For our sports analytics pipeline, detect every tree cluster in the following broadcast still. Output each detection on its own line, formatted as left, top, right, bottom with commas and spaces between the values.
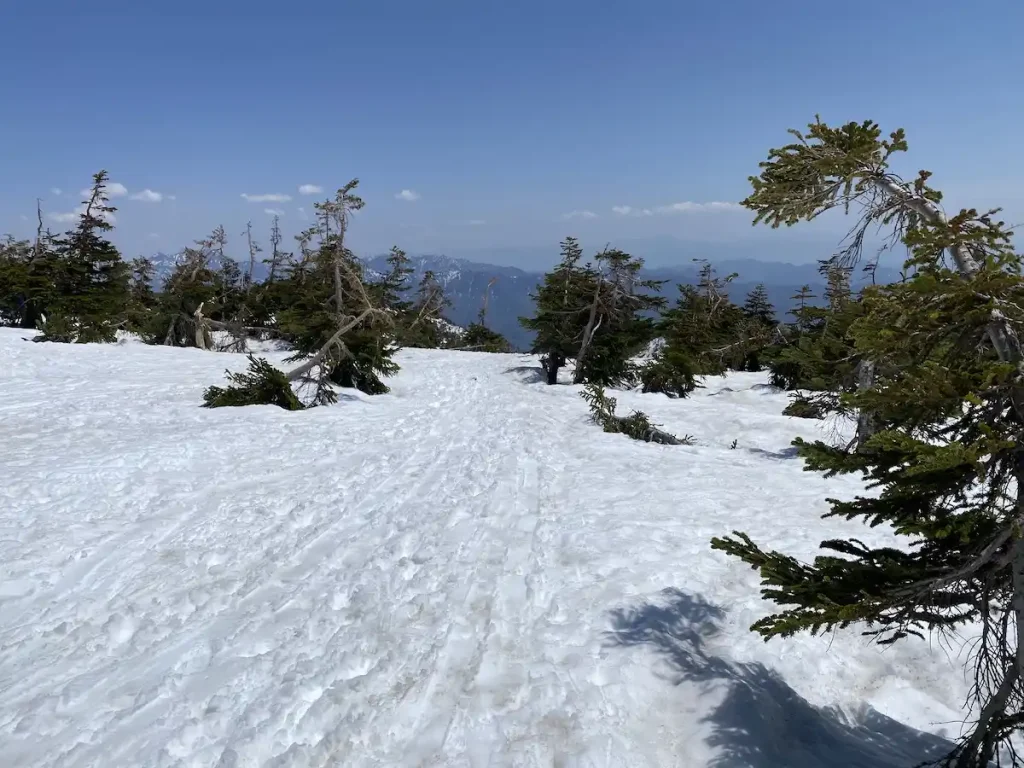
1, 177, 465, 409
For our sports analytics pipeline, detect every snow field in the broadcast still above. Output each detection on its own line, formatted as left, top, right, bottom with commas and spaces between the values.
0, 329, 975, 766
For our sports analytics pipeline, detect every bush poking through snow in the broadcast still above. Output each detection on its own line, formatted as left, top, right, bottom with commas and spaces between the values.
203, 355, 304, 410
581, 383, 693, 445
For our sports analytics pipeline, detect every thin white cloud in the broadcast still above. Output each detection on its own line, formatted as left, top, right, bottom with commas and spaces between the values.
20, 214, 29, 221
241, 192, 292, 203
561, 210, 598, 220
148, 232, 160, 239
50, 187, 62, 196
395, 189, 421, 202
49, 204, 116, 225
297, 206, 309, 220
612, 205, 653, 217
264, 208, 285, 216
130, 189, 164, 202
298, 184, 322, 195
654, 201, 742, 214
465, 219, 486, 226
80, 182, 127, 199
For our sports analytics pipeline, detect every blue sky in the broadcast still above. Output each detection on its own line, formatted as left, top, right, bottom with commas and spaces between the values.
2, 0, 1022, 269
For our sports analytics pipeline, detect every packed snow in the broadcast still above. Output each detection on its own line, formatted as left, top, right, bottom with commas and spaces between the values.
0, 328, 978, 767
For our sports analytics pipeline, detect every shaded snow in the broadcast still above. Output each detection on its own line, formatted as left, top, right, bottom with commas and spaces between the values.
0, 329, 976, 767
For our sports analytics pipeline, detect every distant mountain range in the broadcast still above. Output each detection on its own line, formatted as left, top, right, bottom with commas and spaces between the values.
363, 254, 899, 351
148, 250, 899, 351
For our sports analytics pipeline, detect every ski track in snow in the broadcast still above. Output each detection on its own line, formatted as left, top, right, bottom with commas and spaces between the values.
0, 329, 977, 767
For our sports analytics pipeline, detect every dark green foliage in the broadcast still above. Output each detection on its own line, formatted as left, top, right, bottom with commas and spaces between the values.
148, 246, 220, 347
520, 237, 590, 383
740, 283, 777, 371
276, 181, 399, 397
782, 395, 825, 419
374, 246, 414, 314
574, 249, 664, 387
276, 247, 398, 395
0, 236, 40, 327
400, 269, 458, 349
25, 172, 131, 343
642, 262, 744, 397
713, 116, 1024, 766
125, 256, 157, 333
460, 322, 512, 353
202, 355, 304, 410
640, 345, 698, 398
581, 384, 693, 445
762, 266, 864, 421
521, 240, 664, 386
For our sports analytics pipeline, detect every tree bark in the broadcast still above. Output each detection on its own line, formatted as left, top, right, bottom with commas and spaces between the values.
853, 359, 878, 450
573, 275, 604, 384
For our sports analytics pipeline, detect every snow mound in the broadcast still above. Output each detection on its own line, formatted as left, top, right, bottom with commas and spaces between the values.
0, 328, 975, 767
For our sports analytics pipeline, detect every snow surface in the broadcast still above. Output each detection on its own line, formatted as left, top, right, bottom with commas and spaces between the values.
0, 328, 978, 767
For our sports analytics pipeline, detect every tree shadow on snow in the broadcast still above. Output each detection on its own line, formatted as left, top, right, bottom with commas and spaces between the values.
604, 589, 954, 768
502, 365, 548, 384
746, 446, 800, 461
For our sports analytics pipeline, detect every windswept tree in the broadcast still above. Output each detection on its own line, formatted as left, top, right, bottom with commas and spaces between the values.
572, 248, 664, 386
402, 269, 456, 348
520, 236, 591, 383
226, 179, 398, 405
461, 276, 512, 352
38, 172, 130, 342
712, 117, 1024, 767
151, 243, 220, 348
521, 240, 663, 384
642, 261, 743, 397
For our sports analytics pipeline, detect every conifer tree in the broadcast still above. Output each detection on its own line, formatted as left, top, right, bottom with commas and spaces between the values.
151, 244, 220, 348
573, 248, 664, 386
402, 269, 456, 348
126, 256, 157, 333
461, 277, 512, 352
39, 172, 130, 343
642, 261, 743, 396
0, 235, 36, 327
520, 236, 591, 383
740, 282, 777, 371
711, 117, 1024, 766
275, 180, 398, 399
376, 246, 414, 315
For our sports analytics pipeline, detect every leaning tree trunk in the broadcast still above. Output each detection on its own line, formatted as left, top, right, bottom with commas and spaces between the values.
573, 275, 604, 384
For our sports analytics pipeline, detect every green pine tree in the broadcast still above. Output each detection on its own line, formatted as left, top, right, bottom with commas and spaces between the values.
401, 269, 456, 348
711, 116, 1024, 767
520, 236, 591, 383
276, 180, 398, 400
739, 282, 777, 371
39, 172, 130, 343
573, 248, 665, 386
641, 261, 743, 397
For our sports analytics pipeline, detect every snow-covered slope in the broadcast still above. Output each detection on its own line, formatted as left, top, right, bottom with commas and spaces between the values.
0, 329, 975, 767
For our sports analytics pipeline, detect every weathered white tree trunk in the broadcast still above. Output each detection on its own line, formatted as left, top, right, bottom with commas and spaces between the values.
573, 274, 605, 385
